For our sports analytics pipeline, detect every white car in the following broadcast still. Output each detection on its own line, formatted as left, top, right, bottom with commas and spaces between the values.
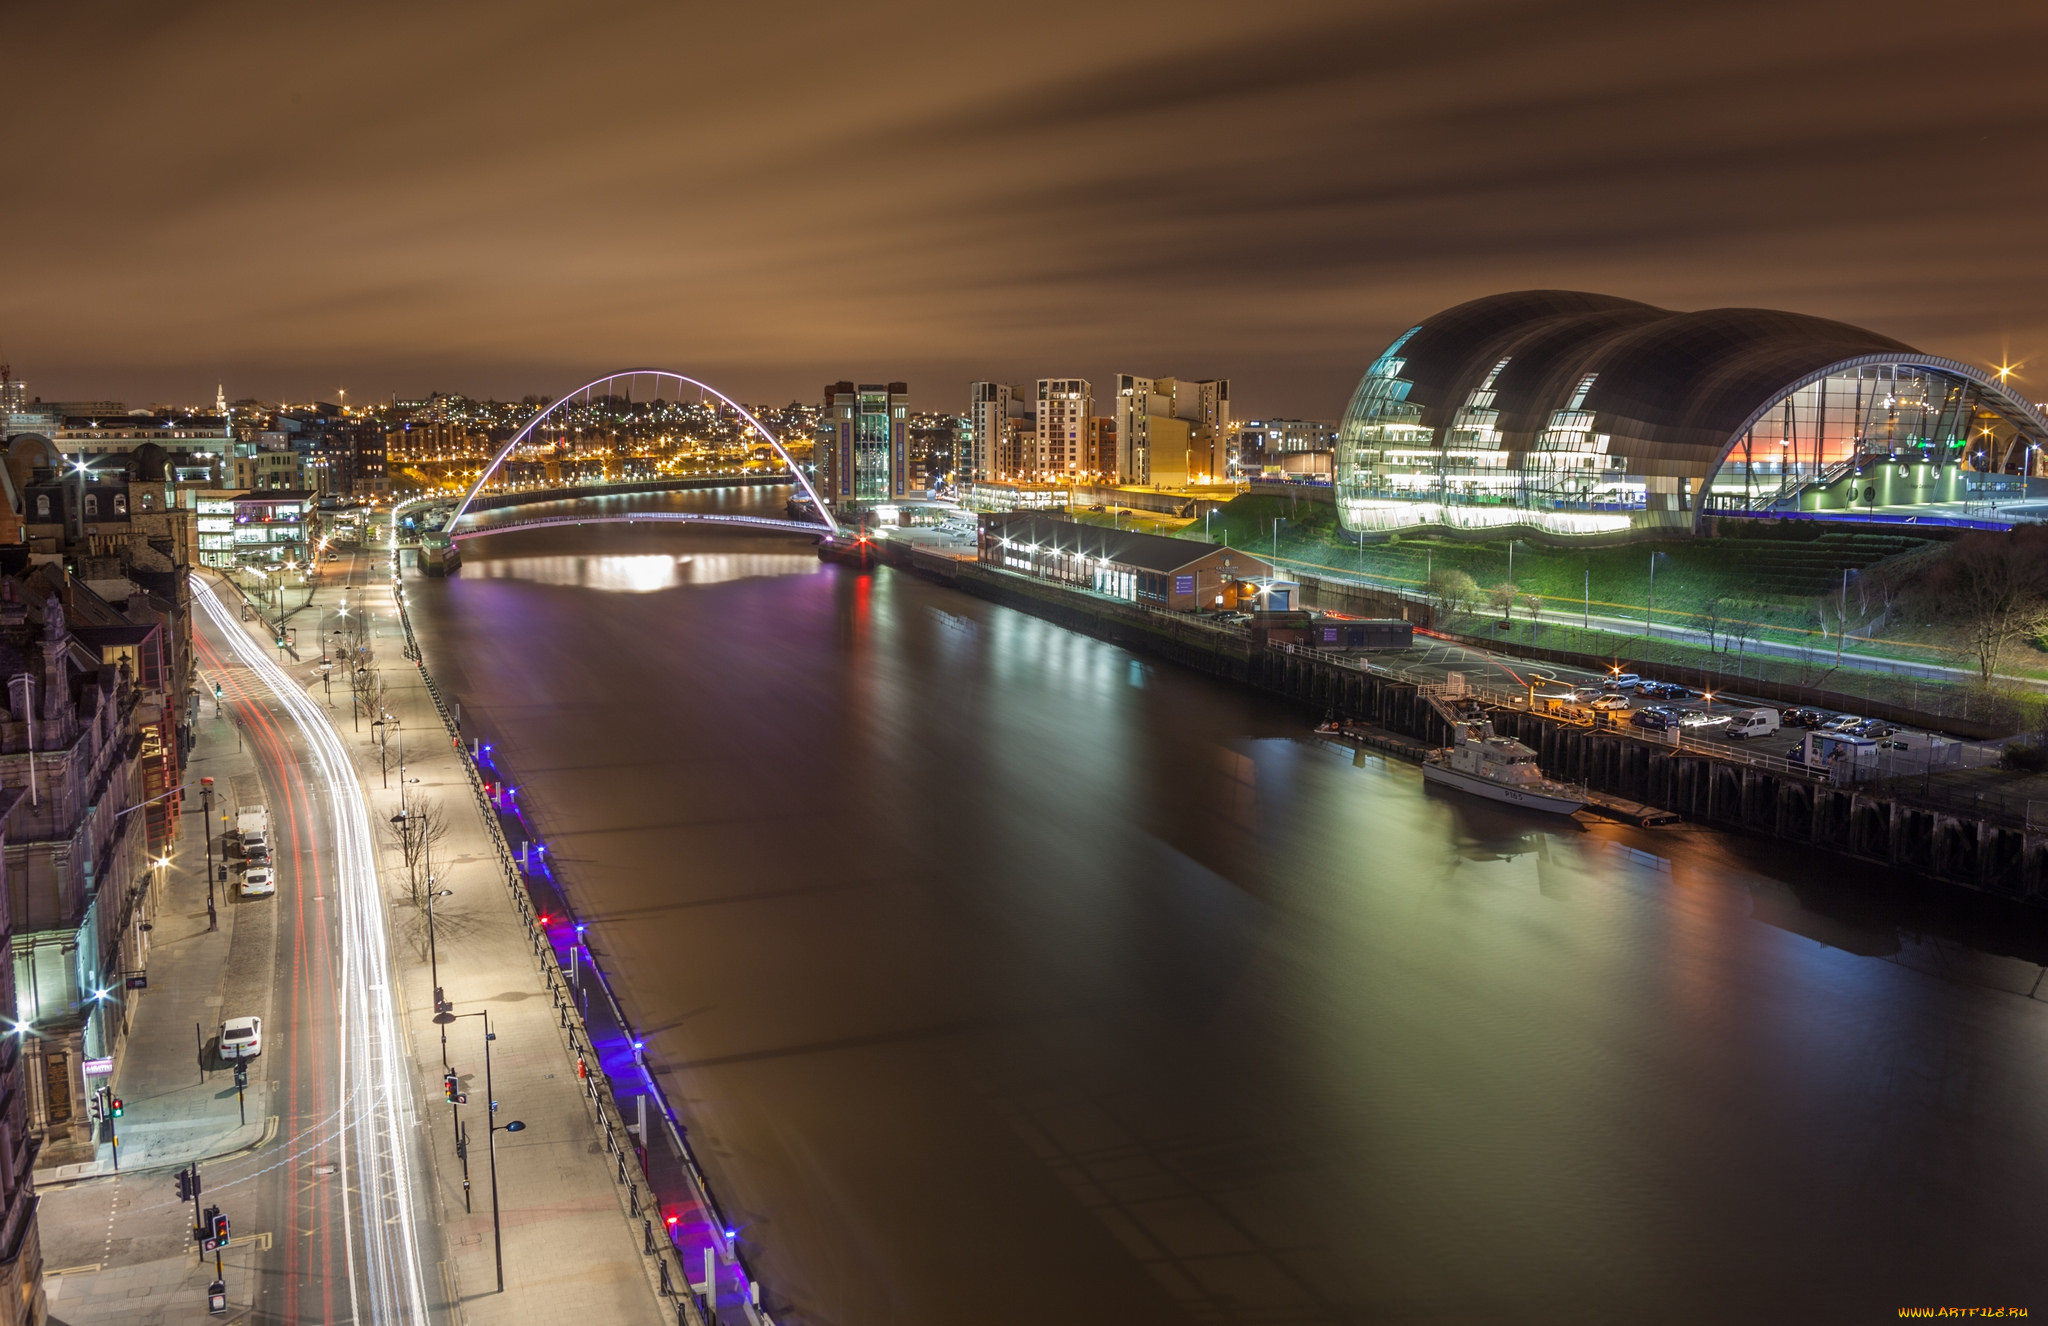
1678, 710, 1731, 731
220, 1016, 263, 1060
239, 867, 275, 899
1590, 694, 1632, 711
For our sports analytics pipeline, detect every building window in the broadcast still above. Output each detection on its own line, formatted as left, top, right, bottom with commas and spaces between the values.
84, 495, 98, 517
114, 493, 128, 515
35, 496, 49, 518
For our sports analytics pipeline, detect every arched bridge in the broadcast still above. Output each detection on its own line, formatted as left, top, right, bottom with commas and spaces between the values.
451, 511, 828, 543
448, 369, 839, 536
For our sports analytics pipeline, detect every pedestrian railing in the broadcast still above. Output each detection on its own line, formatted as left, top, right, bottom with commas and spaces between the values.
390, 555, 767, 1326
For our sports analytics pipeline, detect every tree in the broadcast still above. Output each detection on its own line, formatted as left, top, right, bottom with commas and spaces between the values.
1930, 528, 2048, 684
387, 797, 452, 908
1695, 595, 1724, 651
1487, 581, 1520, 621
1521, 592, 1543, 636
1426, 566, 1479, 618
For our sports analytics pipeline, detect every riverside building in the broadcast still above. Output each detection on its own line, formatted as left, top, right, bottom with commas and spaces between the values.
1335, 290, 2048, 537
815, 381, 909, 507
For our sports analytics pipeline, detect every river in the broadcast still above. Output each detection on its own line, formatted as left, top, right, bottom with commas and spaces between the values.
404, 489, 2048, 1325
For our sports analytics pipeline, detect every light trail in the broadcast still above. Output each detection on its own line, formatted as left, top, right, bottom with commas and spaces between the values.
195, 574, 435, 1325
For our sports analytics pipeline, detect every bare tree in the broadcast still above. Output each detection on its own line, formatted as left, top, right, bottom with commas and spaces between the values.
1487, 581, 1520, 621
386, 796, 452, 908
1931, 529, 2048, 684
1695, 595, 1724, 651
1521, 592, 1543, 637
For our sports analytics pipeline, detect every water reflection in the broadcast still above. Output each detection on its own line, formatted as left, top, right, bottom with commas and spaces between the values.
468, 551, 821, 592
409, 519, 2048, 1326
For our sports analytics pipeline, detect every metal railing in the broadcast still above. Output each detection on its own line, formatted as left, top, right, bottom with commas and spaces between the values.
390, 556, 766, 1326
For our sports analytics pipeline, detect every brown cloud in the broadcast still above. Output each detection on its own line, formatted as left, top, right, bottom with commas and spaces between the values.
4, 0, 2046, 416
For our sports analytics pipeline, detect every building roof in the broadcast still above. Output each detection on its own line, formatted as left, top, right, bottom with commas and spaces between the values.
981, 512, 1270, 576
1354, 289, 2048, 479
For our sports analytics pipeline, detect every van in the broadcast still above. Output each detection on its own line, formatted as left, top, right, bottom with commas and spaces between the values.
1727, 708, 1780, 739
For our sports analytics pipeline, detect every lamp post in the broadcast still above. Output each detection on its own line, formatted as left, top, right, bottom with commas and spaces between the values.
200, 778, 216, 933
436, 1008, 511, 1293
371, 718, 387, 789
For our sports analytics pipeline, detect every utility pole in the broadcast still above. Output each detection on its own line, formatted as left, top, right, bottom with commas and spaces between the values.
1583, 568, 1590, 631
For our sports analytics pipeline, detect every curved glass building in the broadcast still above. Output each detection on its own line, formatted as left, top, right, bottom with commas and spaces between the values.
1335, 291, 2048, 535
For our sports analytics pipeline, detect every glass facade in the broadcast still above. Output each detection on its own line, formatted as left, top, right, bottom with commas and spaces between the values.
1335, 295, 2048, 536
1704, 363, 2000, 511
853, 388, 895, 502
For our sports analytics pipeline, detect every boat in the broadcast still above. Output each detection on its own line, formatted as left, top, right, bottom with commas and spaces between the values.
1421, 719, 1586, 815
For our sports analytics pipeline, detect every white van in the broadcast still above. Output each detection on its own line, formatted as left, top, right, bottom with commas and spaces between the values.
1727, 708, 1781, 739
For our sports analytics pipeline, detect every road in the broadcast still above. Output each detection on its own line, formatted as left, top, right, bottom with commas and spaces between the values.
43, 555, 445, 1324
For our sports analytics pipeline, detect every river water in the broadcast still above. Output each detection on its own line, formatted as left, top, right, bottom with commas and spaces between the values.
406, 491, 2048, 1326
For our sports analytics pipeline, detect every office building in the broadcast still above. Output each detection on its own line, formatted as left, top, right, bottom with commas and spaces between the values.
967, 382, 1028, 482
815, 382, 909, 506
1240, 418, 1337, 478
1114, 376, 1231, 486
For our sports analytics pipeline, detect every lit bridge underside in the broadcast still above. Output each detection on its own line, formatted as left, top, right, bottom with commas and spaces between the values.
450, 512, 829, 542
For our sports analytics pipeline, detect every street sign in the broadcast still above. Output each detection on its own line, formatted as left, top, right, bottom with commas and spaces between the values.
208, 1279, 226, 1313
82, 1057, 112, 1077
125, 975, 147, 990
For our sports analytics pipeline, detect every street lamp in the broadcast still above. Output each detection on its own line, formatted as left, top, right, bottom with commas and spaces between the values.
435, 1008, 517, 1293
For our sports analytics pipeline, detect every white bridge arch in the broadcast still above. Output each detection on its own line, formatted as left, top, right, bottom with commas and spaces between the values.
449, 369, 838, 535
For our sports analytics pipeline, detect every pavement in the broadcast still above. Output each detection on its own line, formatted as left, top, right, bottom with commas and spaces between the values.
37, 551, 672, 1325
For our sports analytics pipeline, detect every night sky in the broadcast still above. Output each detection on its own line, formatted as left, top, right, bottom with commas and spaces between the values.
6, 0, 2046, 417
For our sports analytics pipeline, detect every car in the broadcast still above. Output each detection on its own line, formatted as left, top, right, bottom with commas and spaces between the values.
1782, 708, 1828, 729
239, 867, 275, 898
1854, 719, 1898, 739
1631, 706, 1676, 731
1606, 673, 1642, 690
1635, 679, 1671, 697
220, 1016, 263, 1060
1820, 714, 1864, 732
1590, 694, 1632, 711
1660, 684, 1697, 701
1678, 710, 1731, 730
1087, 504, 1105, 512
1570, 687, 1606, 703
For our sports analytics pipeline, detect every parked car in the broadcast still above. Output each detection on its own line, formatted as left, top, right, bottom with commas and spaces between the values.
1661, 684, 1697, 701
1570, 686, 1607, 703
1820, 714, 1864, 732
1781, 708, 1828, 729
220, 1016, 263, 1060
1854, 719, 1899, 739
1631, 706, 1676, 731
1606, 673, 1642, 690
1590, 694, 1632, 711
1678, 710, 1731, 730
239, 867, 275, 899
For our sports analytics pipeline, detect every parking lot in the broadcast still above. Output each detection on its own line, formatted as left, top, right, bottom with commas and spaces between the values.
1389, 633, 2000, 772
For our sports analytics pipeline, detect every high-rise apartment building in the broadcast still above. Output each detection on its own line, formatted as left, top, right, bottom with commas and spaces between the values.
815, 381, 909, 505
1030, 379, 1093, 479
1086, 416, 1118, 479
1115, 375, 1231, 486
966, 382, 1028, 482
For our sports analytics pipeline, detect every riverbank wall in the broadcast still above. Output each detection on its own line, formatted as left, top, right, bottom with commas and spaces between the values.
901, 550, 2048, 904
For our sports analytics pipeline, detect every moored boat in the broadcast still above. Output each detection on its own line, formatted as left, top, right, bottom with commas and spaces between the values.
1421, 720, 1585, 815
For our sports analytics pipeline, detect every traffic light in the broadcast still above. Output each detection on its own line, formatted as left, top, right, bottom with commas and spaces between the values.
232, 1062, 247, 1089
87, 1095, 103, 1124
209, 1209, 230, 1247
110, 1096, 124, 1118
443, 1071, 458, 1104
177, 1169, 192, 1202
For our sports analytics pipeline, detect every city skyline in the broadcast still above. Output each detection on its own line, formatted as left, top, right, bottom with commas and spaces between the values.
5, 0, 2046, 417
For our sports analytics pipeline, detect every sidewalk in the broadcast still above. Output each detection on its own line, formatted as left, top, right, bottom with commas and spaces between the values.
35, 695, 276, 1187
288, 558, 669, 1325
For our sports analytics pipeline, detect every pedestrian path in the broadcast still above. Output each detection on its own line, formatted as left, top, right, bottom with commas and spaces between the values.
282, 555, 670, 1325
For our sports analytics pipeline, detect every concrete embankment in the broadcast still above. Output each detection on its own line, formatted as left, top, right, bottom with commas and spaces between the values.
893, 546, 2047, 905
